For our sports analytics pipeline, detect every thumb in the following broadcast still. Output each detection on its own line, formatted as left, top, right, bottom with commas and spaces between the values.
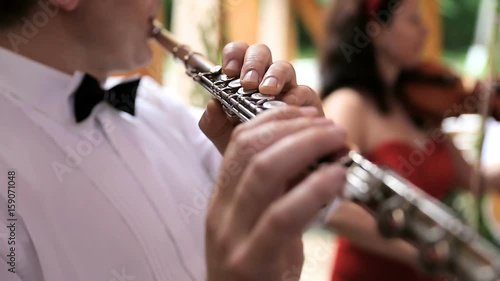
199, 99, 237, 154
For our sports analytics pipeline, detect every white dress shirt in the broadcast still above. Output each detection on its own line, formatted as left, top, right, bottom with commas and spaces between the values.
0, 47, 222, 281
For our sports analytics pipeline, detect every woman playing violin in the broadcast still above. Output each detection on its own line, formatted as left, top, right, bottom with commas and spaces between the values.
321, 0, 500, 281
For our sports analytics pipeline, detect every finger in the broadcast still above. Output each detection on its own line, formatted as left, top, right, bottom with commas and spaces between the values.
240, 44, 273, 89
199, 99, 238, 154
199, 103, 320, 154
212, 117, 336, 214
239, 105, 320, 133
241, 164, 345, 263
228, 124, 348, 236
222, 42, 250, 77
279, 86, 324, 115
258, 60, 298, 96
207, 106, 325, 219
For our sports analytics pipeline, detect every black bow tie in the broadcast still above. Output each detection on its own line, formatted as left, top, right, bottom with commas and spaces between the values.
73, 74, 141, 123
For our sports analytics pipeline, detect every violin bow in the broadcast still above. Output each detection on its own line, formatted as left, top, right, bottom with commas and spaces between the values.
472, 0, 500, 196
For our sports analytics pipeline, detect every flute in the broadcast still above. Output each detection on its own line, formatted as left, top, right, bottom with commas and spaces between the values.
151, 21, 500, 281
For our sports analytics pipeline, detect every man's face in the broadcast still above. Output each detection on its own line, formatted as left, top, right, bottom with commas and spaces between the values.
70, 0, 161, 74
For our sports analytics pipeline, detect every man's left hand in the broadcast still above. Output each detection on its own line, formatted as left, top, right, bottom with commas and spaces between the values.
199, 42, 324, 154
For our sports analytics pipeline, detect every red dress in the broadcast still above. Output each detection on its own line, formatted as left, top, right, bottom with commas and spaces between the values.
331, 140, 457, 281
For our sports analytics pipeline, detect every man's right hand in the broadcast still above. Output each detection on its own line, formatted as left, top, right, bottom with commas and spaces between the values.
205, 106, 347, 281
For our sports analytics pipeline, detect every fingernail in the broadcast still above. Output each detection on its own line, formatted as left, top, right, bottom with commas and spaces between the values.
243, 70, 259, 84
261, 77, 278, 88
225, 60, 239, 72
299, 107, 318, 116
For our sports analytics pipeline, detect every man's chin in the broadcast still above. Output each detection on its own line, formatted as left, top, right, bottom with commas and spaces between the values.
136, 46, 154, 68
134, 55, 154, 70
111, 50, 154, 76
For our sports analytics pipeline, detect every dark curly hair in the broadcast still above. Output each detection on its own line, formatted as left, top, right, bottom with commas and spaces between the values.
320, 0, 403, 113
0, 0, 37, 28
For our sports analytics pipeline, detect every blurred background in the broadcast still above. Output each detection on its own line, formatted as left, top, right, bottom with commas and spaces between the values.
137, 0, 499, 280
147, 0, 488, 100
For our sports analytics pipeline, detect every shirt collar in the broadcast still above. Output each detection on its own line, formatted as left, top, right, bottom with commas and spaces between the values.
0, 47, 85, 125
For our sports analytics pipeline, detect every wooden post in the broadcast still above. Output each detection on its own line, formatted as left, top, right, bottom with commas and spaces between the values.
292, 0, 326, 49
421, 0, 442, 61
225, 0, 296, 61
258, 0, 295, 61
224, 0, 259, 44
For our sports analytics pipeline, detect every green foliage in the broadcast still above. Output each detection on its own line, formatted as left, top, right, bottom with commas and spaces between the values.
164, 0, 173, 29
297, 0, 481, 58
441, 0, 480, 51
296, 13, 317, 58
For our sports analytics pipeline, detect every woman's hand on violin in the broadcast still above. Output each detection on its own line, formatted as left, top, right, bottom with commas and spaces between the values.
199, 42, 324, 154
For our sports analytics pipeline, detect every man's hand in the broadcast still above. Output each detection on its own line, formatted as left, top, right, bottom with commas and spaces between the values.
206, 106, 347, 281
199, 42, 323, 154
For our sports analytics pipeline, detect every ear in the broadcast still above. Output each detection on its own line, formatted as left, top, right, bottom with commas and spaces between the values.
54, 0, 80, 11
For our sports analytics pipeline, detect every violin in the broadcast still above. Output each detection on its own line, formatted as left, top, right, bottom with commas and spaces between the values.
399, 61, 500, 126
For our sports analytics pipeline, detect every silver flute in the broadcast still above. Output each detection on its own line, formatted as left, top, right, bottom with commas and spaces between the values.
152, 21, 500, 281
